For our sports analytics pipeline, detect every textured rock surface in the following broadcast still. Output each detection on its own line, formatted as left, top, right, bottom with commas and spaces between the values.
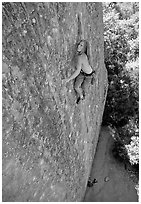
2, 2, 108, 202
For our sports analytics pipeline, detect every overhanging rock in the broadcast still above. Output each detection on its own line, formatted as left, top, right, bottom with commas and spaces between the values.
2, 2, 108, 202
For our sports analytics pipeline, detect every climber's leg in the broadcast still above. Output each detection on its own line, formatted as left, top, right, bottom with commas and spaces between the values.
74, 73, 85, 102
81, 76, 92, 97
91, 74, 95, 85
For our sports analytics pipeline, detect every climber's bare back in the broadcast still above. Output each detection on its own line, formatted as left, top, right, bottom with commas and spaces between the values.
78, 53, 93, 74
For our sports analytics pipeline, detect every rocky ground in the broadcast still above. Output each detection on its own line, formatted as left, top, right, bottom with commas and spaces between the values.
83, 126, 138, 202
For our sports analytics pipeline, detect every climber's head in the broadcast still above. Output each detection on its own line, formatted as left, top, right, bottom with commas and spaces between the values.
77, 40, 88, 55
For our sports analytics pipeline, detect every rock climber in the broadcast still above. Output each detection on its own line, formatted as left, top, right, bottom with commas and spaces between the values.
64, 39, 95, 104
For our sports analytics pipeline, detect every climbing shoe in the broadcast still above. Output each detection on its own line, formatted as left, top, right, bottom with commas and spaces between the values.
76, 97, 81, 104
76, 95, 85, 104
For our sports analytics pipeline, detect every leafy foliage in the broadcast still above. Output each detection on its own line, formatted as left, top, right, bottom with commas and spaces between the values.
102, 2, 139, 165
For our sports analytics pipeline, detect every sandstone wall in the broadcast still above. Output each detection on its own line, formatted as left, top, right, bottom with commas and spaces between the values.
2, 2, 108, 201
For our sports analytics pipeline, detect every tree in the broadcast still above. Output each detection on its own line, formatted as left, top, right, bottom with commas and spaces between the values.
102, 2, 139, 165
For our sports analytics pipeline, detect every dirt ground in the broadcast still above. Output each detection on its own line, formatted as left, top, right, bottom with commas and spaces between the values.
83, 126, 138, 202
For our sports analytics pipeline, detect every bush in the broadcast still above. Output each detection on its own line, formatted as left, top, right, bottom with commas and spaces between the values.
103, 2, 139, 166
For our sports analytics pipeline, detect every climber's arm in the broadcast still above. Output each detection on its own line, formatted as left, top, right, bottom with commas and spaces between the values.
65, 58, 82, 83
86, 42, 93, 69
76, 13, 84, 43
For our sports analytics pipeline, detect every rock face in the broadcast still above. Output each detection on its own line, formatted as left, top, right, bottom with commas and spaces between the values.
2, 2, 108, 202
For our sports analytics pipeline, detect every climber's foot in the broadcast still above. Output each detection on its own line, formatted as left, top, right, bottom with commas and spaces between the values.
76, 97, 81, 104
76, 95, 85, 104
81, 95, 85, 101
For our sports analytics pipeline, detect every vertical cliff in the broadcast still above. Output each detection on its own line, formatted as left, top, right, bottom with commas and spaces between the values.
2, 2, 108, 202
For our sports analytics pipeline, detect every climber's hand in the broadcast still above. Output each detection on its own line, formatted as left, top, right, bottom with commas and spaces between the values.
62, 79, 67, 84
